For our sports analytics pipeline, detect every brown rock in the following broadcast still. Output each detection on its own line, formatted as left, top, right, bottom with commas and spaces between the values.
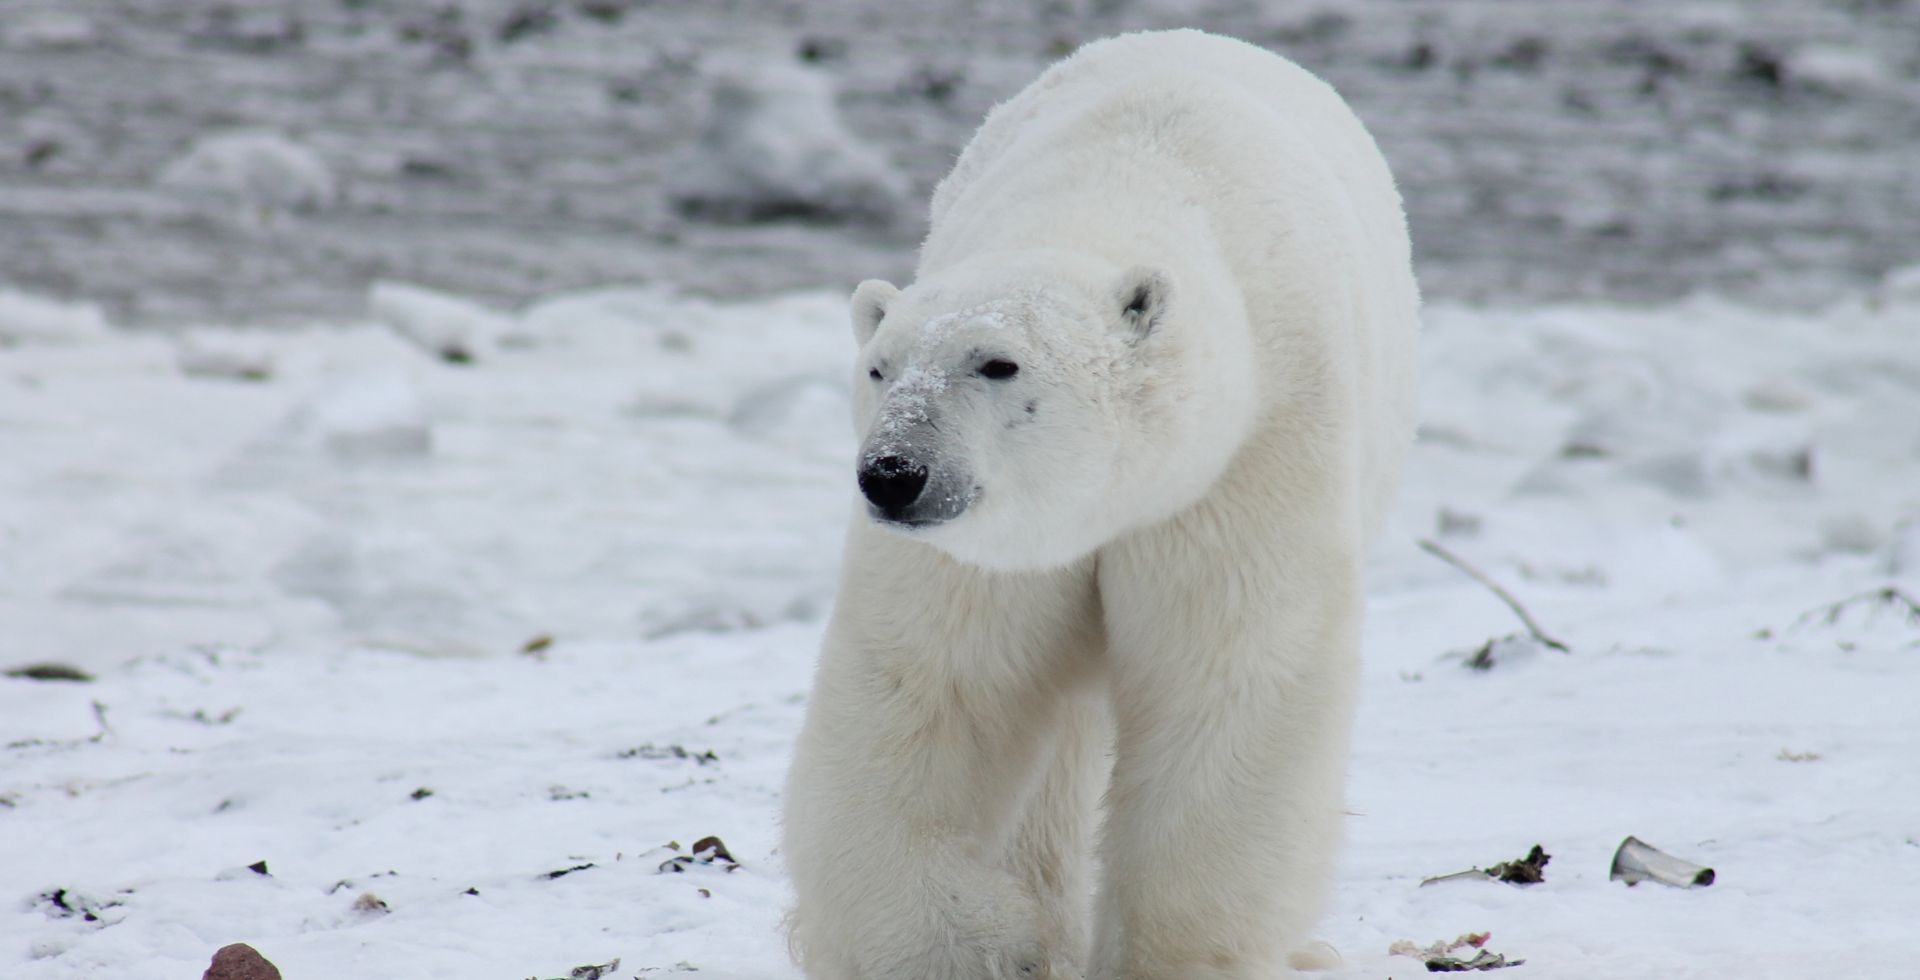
202, 943, 282, 980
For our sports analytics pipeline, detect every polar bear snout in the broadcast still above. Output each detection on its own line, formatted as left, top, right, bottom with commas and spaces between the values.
857, 450, 976, 530
858, 454, 929, 516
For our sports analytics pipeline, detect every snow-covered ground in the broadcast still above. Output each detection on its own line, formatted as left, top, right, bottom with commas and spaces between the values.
3, 279, 1917, 977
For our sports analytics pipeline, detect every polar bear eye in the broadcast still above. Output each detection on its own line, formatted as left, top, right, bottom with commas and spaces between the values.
868, 368, 884, 382
978, 359, 1019, 380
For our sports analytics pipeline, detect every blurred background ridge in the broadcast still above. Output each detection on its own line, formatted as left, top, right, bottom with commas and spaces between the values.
2, 0, 1916, 325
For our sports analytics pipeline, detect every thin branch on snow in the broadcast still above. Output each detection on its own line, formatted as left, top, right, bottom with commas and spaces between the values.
89, 700, 112, 742
1417, 538, 1570, 653
1790, 586, 1920, 631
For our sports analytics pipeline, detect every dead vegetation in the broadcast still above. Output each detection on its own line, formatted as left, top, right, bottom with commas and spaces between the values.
1418, 538, 1576, 670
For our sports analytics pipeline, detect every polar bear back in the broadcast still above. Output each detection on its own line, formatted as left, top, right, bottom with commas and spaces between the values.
926, 29, 1419, 541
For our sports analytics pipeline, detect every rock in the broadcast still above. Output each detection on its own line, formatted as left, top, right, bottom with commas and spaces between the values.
202, 943, 282, 980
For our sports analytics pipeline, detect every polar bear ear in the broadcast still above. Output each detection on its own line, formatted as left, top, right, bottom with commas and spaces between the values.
849, 279, 899, 347
1114, 266, 1171, 344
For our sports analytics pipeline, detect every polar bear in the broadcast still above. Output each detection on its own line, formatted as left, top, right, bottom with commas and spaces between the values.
782, 29, 1418, 980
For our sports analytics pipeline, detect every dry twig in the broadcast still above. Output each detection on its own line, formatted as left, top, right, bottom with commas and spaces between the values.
1790, 586, 1920, 631
1418, 538, 1570, 653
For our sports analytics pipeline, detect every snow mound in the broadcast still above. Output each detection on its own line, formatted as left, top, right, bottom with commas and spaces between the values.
1874, 262, 1920, 311
0, 290, 112, 345
301, 374, 432, 459
176, 329, 278, 381
727, 373, 847, 441
157, 130, 337, 214
369, 281, 516, 363
3, 11, 101, 50
1791, 43, 1894, 93
1889, 522, 1920, 577
666, 60, 908, 225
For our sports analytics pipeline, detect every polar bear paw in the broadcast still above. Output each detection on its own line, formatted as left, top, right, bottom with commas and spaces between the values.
792, 864, 1072, 980
1288, 941, 1342, 971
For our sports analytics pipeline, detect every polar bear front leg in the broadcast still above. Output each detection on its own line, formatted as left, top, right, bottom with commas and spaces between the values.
1001, 687, 1109, 978
1090, 508, 1362, 980
784, 527, 1102, 980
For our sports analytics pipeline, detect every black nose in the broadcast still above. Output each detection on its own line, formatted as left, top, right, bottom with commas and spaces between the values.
859, 455, 929, 514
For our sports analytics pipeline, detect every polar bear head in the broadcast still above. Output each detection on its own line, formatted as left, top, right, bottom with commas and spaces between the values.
846, 250, 1257, 571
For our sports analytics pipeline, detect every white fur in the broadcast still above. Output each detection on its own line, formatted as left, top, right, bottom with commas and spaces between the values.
784, 29, 1419, 980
